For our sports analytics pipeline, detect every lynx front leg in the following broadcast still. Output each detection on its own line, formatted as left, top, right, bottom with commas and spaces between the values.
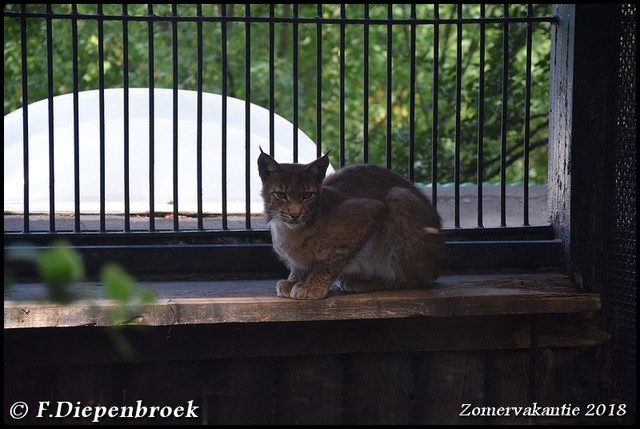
288, 198, 386, 300
289, 267, 336, 300
289, 250, 358, 300
276, 267, 308, 298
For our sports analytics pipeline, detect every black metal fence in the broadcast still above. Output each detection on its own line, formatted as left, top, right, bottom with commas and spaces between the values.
4, 4, 562, 278
603, 2, 636, 417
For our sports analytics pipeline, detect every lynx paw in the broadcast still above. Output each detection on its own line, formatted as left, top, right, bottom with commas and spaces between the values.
289, 282, 329, 300
276, 279, 296, 298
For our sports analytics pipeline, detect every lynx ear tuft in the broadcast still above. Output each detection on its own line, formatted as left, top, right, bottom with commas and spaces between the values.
305, 152, 331, 182
257, 150, 280, 181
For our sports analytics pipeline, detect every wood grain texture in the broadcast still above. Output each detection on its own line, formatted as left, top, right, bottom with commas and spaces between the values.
344, 353, 413, 425
274, 355, 344, 425
4, 273, 601, 329
412, 352, 485, 424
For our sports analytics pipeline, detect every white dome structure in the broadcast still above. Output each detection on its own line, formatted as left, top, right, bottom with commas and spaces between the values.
4, 88, 332, 215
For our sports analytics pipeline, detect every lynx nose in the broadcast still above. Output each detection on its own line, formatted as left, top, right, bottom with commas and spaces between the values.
289, 212, 301, 220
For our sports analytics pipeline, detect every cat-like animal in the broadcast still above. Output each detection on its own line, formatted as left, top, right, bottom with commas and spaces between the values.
258, 151, 442, 300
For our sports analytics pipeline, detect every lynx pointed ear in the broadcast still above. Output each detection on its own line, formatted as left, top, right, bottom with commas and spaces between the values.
305, 151, 331, 182
257, 150, 280, 181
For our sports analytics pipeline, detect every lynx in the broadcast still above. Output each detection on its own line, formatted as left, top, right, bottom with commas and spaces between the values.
258, 151, 442, 300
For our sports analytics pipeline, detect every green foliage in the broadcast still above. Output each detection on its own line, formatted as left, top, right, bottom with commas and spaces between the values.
101, 262, 156, 307
37, 242, 85, 304
3, 4, 552, 184
5, 241, 157, 322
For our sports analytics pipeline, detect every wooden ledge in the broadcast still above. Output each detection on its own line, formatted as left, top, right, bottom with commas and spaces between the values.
4, 272, 600, 329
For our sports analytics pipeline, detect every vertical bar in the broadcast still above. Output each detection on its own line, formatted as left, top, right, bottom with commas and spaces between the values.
148, 3, 156, 231
386, 4, 393, 170
268, 4, 275, 156
500, 3, 509, 227
97, 4, 106, 232
71, 5, 81, 232
454, 4, 462, 228
122, 4, 131, 232
196, 4, 204, 230
316, 4, 323, 158
339, 4, 346, 167
523, 4, 533, 226
221, 4, 229, 230
431, 4, 439, 208
292, 4, 299, 163
172, 4, 179, 231
245, 4, 252, 228
363, 5, 370, 163
20, 4, 30, 233
477, 4, 486, 228
408, 4, 416, 182
45, 5, 55, 232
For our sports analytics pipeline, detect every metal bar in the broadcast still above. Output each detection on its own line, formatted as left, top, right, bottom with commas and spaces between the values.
196, 4, 204, 230
454, 4, 462, 228
19, 4, 30, 233
71, 5, 80, 232
477, 4, 486, 228
45, 4, 55, 232
500, 4, 509, 227
97, 4, 106, 232
293, 4, 299, 163
268, 4, 275, 157
316, 4, 323, 158
386, 4, 393, 170
122, 4, 131, 232
339, 4, 346, 167
172, 4, 179, 231
432, 4, 440, 208
4, 225, 556, 246
523, 4, 533, 226
221, 4, 229, 230
363, 5, 370, 163
2, 4, 558, 240
147, 3, 156, 231
4, 9, 558, 25
408, 4, 416, 182
245, 3, 252, 228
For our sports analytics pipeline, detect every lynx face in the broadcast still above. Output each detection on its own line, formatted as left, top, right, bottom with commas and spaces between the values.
257, 151, 330, 228
265, 182, 320, 227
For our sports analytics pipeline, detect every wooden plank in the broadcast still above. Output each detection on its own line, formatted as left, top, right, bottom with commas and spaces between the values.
533, 347, 617, 425
4, 227, 560, 280
204, 358, 276, 425
548, 3, 575, 262
3, 314, 608, 366
274, 355, 344, 425
4, 273, 601, 328
412, 352, 485, 425
4, 363, 123, 425
443, 240, 563, 269
343, 353, 413, 425
122, 360, 206, 425
484, 350, 534, 425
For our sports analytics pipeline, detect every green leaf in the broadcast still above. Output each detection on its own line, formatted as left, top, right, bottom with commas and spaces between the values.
37, 242, 84, 303
101, 263, 135, 302
138, 289, 158, 305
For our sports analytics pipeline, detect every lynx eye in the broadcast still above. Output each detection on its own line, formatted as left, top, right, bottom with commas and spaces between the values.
302, 191, 315, 201
273, 191, 287, 200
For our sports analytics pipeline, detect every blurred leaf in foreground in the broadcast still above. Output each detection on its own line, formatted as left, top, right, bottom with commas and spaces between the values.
37, 241, 84, 304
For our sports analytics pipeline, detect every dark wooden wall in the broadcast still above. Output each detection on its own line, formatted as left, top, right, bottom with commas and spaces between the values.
5, 315, 618, 425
